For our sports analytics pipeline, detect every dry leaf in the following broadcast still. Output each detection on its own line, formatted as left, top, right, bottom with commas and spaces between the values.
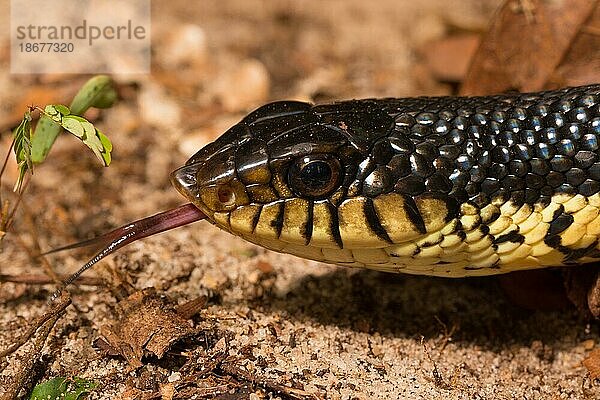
461, 0, 597, 94
96, 288, 196, 370
553, 3, 600, 87
584, 348, 600, 379
175, 296, 208, 320
562, 265, 600, 318
255, 260, 274, 274
420, 34, 480, 83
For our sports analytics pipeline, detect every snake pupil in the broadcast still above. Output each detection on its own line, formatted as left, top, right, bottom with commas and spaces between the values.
288, 154, 342, 198
300, 160, 332, 189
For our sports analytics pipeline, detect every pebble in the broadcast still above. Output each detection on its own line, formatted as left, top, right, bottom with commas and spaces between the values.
139, 83, 181, 128
161, 24, 208, 68
409, 13, 446, 45
212, 59, 270, 112
583, 339, 596, 350
200, 268, 228, 290
167, 371, 181, 383
145, 144, 173, 186
444, 1, 497, 31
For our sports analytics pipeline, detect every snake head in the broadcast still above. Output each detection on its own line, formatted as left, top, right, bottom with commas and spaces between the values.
170, 100, 401, 258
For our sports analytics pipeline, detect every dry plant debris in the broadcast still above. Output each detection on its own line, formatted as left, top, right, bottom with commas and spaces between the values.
461, 0, 598, 94
1, 0, 600, 398
95, 289, 196, 371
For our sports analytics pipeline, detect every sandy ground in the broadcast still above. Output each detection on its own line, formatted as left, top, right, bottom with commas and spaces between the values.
2, 0, 600, 398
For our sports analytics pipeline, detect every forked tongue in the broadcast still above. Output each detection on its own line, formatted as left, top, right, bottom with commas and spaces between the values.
47, 203, 205, 302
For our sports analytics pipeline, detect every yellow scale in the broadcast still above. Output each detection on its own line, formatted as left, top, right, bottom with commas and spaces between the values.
213, 192, 600, 277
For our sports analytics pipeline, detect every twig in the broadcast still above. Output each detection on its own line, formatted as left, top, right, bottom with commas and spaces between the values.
434, 315, 458, 353
420, 336, 452, 390
510, 0, 536, 23
0, 137, 16, 200
175, 384, 232, 398
0, 291, 70, 400
0, 291, 71, 359
220, 362, 322, 400
0, 273, 104, 286
12, 231, 62, 285
1, 317, 59, 400
5, 174, 31, 232
18, 199, 66, 284
583, 25, 600, 36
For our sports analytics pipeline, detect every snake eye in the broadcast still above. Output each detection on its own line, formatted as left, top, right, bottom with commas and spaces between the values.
288, 154, 342, 198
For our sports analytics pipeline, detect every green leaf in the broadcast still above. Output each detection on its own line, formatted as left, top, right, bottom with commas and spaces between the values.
44, 104, 70, 119
30, 116, 62, 164
15, 161, 28, 192
13, 111, 32, 161
29, 377, 97, 400
54, 104, 70, 115
13, 111, 33, 191
61, 116, 85, 138
97, 131, 112, 165
70, 75, 117, 114
98, 130, 113, 152
37, 106, 113, 167
31, 75, 117, 164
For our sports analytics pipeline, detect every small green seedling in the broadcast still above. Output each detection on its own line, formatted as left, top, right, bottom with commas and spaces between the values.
12, 110, 33, 191
9, 75, 203, 301
12, 75, 117, 192
28, 376, 97, 400
42, 104, 112, 166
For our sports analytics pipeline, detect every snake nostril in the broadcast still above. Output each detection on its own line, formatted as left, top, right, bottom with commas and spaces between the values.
217, 185, 236, 206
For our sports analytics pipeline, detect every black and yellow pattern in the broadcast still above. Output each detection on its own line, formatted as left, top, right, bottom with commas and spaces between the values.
172, 85, 600, 277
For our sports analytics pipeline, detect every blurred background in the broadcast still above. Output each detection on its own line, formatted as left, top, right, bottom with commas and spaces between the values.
1, 1, 600, 398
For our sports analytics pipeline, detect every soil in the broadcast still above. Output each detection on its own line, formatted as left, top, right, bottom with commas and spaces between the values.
1, 0, 600, 399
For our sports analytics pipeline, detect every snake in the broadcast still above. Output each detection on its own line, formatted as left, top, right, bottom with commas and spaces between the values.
169, 83, 600, 277
52, 84, 600, 294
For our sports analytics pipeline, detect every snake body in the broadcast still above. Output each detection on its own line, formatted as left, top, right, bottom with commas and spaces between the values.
171, 85, 600, 277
